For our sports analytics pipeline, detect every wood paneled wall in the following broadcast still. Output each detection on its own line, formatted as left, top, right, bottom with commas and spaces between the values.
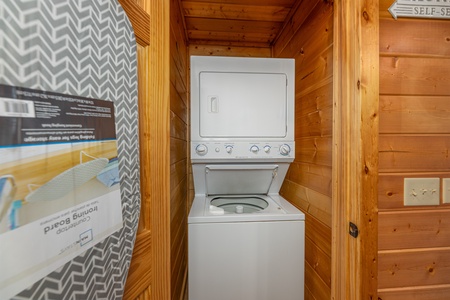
170, 0, 189, 299
274, 1, 334, 299
188, 44, 271, 58
378, 1, 450, 299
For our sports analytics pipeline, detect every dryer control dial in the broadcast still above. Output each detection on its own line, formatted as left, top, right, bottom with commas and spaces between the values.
195, 144, 208, 156
264, 145, 271, 153
225, 145, 233, 154
279, 144, 291, 156
250, 145, 259, 154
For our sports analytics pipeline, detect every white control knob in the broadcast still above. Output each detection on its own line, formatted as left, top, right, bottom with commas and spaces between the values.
264, 145, 271, 153
279, 144, 291, 156
195, 144, 208, 156
226, 145, 233, 154
250, 145, 259, 154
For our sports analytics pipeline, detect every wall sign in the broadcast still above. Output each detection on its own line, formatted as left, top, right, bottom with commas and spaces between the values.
389, 0, 450, 20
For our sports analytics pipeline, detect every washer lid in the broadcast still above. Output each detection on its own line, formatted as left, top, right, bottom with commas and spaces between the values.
205, 164, 278, 196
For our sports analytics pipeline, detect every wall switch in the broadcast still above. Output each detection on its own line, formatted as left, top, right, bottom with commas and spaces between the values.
443, 179, 450, 204
404, 178, 440, 206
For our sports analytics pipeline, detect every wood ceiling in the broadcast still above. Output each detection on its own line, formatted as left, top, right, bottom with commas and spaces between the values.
180, 0, 299, 47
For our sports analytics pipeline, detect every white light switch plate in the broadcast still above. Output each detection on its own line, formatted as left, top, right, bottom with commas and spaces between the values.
404, 178, 440, 206
443, 179, 450, 204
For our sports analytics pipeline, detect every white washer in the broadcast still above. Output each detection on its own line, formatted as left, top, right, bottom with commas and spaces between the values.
189, 56, 305, 300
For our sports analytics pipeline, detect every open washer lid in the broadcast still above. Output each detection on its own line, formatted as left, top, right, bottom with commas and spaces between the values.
205, 164, 278, 196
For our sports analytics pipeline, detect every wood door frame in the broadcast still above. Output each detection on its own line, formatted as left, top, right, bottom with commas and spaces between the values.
120, 0, 171, 299
332, 0, 379, 299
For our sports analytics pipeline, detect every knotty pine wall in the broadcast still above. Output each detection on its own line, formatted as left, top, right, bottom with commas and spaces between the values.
170, 0, 189, 299
378, 1, 450, 299
274, 1, 333, 299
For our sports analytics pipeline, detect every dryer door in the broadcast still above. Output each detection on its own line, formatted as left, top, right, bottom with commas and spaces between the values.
199, 72, 287, 138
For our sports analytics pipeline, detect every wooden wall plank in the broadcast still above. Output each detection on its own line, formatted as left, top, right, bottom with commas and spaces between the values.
296, 82, 333, 119
378, 285, 450, 300
170, 111, 187, 141
379, 0, 395, 19
379, 210, 450, 250
296, 107, 333, 139
170, 138, 187, 166
378, 248, 450, 289
185, 17, 281, 34
296, 137, 332, 166
306, 214, 332, 257
296, 83, 333, 139
280, 180, 332, 227
182, 1, 290, 22
170, 1, 189, 299
379, 136, 450, 172
170, 159, 188, 195
287, 162, 332, 197
276, 0, 333, 60
189, 44, 271, 57
187, 30, 276, 44
380, 56, 450, 96
170, 83, 188, 124
273, 0, 321, 58
170, 0, 188, 100
305, 235, 332, 288
380, 18, 450, 57
170, 208, 186, 273
296, 46, 333, 96
380, 96, 450, 134
305, 262, 331, 300
170, 191, 187, 237
170, 37, 188, 99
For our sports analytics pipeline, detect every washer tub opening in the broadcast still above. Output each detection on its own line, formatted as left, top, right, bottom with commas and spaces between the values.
210, 196, 268, 213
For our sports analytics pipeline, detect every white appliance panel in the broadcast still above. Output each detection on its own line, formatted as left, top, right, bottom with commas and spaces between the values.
190, 56, 295, 143
189, 221, 305, 300
199, 72, 287, 138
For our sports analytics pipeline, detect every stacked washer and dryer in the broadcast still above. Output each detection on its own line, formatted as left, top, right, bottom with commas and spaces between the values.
188, 56, 305, 300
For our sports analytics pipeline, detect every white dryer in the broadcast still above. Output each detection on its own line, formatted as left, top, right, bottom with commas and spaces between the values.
188, 56, 305, 300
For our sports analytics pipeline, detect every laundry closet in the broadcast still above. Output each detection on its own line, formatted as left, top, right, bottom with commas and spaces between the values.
120, 0, 450, 299
119, 0, 376, 300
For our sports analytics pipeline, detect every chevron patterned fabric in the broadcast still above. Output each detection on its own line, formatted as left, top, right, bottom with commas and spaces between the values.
0, 0, 140, 299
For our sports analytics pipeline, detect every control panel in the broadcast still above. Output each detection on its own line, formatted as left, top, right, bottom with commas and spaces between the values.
191, 142, 295, 161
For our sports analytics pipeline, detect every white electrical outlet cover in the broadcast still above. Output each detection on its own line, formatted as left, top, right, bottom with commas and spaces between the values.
404, 178, 440, 206
443, 179, 450, 204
